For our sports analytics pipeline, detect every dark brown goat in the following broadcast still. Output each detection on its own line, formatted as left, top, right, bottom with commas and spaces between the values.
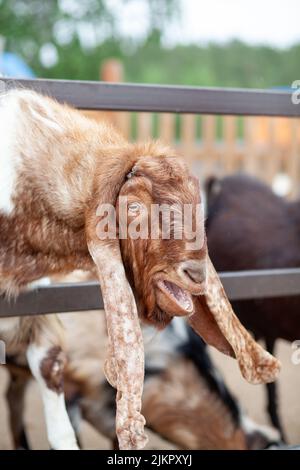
206, 173, 300, 439
4, 314, 280, 450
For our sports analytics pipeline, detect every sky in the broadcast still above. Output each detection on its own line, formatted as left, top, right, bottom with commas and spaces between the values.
112, 0, 300, 48
40, 0, 300, 68
168, 0, 300, 48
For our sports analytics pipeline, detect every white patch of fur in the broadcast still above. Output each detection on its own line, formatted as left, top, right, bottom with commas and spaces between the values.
12, 89, 63, 133
143, 317, 187, 370
0, 92, 20, 214
241, 414, 280, 443
272, 173, 291, 197
29, 106, 63, 133
172, 316, 189, 341
28, 277, 51, 290
0, 89, 64, 215
26, 343, 78, 450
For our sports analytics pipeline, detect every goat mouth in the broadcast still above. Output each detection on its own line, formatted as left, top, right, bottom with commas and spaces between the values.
157, 279, 194, 314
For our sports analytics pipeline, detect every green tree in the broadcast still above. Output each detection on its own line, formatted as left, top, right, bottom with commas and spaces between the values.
0, 0, 179, 79
0, 0, 299, 88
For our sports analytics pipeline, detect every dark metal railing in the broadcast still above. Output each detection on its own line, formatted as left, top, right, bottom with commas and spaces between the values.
0, 77, 300, 317
2, 78, 299, 116
0, 269, 300, 318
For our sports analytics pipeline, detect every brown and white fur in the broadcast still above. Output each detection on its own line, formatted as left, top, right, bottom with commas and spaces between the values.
0, 87, 279, 449
4, 313, 280, 450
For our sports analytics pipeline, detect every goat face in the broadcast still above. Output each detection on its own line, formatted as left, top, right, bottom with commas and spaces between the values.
117, 155, 207, 326
114, 154, 280, 385
87, 147, 280, 388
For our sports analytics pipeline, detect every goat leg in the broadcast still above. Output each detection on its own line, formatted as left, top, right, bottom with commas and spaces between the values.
6, 367, 31, 449
26, 316, 78, 450
265, 338, 286, 441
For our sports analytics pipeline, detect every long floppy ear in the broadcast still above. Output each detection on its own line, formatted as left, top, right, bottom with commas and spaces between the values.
188, 257, 281, 385
85, 150, 148, 450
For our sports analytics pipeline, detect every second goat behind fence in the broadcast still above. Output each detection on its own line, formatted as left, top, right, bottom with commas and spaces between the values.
206, 173, 300, 440
5, 314, 280, 450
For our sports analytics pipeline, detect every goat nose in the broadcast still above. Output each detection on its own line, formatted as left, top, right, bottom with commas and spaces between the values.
179, 260, 207, 284
186, 267, 206, 284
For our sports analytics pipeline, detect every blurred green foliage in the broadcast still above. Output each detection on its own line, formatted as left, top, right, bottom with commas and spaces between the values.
1, 0, 299, 88
124, 39, 300, 88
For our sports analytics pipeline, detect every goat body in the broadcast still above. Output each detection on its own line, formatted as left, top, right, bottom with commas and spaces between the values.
5, 314, 280, 450
0, 89, 280, 449
206, 174, 300, 438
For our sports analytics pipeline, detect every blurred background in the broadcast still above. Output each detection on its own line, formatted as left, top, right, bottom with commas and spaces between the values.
1, 0, 300, 450
1, 0, 300, 195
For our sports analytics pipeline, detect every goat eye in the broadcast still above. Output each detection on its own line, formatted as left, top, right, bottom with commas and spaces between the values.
128, 202, 141, 214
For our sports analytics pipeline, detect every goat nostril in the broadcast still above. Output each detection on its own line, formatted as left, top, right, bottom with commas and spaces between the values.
184, 268, 206, 285
178, 260, 207, 285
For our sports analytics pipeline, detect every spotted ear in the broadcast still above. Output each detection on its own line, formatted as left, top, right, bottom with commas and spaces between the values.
87, 240, 147, 449
85, 150, 148, 450
188, 257, 281, 384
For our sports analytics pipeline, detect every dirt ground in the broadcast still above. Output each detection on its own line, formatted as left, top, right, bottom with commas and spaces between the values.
0, 338, 299, 450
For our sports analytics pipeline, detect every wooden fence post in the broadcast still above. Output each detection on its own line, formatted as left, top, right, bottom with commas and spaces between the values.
100, 59, 124, 82
202, 115, 217, 177
222, 116, 236, 173
100, 59, 131, 139
137, 113, 152, 140
287, 119, 300, 197
265, 118, 281, 185
159, 113, 175, 144
182, 114, 196, 166
244, 117, 257, 176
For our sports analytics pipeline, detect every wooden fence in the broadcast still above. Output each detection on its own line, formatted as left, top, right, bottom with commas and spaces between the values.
91, 60, 300, 197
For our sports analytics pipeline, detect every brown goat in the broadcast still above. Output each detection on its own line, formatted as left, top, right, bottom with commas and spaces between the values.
0, 88, 279, 449
206, 173, 300, 439
4, 313, 280, 450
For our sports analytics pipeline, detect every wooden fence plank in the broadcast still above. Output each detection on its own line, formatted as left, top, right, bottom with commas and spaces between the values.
181, 114, 196, 165
159, 113, 175, 143
266, 118, 281, 185
222, 115, 236, 172
244, 117, 257, 175
201, 115, 217, 176
137, 113, 152, 140
287, 118, 300, 197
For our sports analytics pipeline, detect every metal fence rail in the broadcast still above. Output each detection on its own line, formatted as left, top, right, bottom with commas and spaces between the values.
1, 268, 300, 318
1, 77, 300, 317
2, 78, 299, 116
